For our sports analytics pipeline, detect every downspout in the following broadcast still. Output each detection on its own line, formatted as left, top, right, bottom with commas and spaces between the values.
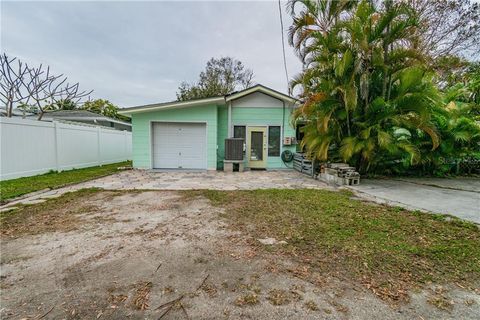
281, 100, 293, 169
227, 100, 232, 137
282, 101, 285, 139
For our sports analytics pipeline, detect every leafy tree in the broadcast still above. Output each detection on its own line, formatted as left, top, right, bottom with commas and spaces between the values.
432, 55, 472, 89
409, 0, 479, 87
407, 0, 480, 60
289, 0, 479, 175
44, 99, 77, 111
176, 57, 254, 101
444, 63, 477, 94
17, 102, 38, 115
82, 99, 129, 122
464, 62, 480, 107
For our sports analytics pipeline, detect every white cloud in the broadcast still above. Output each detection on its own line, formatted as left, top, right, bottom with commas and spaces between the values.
1, 0, 302, 107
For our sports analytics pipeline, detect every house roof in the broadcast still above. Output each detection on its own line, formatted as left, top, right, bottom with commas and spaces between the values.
118, 84, 297, 117
225, 84, 297, 103
0, 107, 36, 117
118, 96, 225, 116
42, 110, 131, 126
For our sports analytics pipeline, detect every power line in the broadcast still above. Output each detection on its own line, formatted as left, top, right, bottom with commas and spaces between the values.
278, 0, 291, 96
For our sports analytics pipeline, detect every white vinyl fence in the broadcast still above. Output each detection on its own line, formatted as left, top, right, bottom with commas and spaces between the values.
0, 117, 132, 180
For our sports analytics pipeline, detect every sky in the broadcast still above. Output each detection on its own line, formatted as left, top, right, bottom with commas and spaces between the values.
1, 0, 302, 107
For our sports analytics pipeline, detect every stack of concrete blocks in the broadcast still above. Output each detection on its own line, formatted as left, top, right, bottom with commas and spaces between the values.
223, 160, 245, 172
320, 163, 360, 185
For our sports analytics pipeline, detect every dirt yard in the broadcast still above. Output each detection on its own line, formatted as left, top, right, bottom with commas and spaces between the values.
1, 189, 479, 319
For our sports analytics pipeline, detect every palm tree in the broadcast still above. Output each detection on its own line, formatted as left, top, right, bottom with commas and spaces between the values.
290, 0, 447, 174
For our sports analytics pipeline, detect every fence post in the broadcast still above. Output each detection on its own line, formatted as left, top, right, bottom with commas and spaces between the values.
124, 130, 127, 159
53, 121, 60, 172
97, 126, 101, 166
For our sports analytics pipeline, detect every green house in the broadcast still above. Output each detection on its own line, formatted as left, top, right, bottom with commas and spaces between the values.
119, 84, 299, 170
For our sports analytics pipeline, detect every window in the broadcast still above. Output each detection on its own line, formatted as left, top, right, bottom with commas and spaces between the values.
268, 126, 281, 156
233, 125, 246, 155
233, 126, 246, 141
250, 131, 263, 160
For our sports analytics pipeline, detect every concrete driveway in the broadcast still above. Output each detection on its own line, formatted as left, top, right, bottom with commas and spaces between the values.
1, 170, 332, 211
3, 170, 478, 225
79, 169, 331, 190
349, 177, 480, 224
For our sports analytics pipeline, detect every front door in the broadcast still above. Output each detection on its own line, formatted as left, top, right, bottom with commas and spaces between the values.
247, 126, 267, 169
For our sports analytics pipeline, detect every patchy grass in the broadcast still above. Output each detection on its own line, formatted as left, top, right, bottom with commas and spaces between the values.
0, 161, 131, 202
131, 281, 153, 310
427, 290, 454, 311
234, 293, 259, 306
304, 300, 319, 311
267, 289, 291, 306
201, 282, 218, 298
193, 189, 480, 302
0, 188, 111, 238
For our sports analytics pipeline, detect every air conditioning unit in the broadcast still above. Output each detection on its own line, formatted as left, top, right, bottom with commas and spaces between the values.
225, 138, 244, 160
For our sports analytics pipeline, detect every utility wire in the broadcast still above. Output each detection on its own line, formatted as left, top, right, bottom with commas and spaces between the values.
278, 0, 291, 96
278, 0, 291, 167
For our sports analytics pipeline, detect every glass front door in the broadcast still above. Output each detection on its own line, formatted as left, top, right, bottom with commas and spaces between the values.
247, 126, 267, 168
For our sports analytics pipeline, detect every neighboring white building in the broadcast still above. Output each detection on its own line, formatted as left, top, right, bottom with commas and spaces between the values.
38, 110, 131, 131
1, 108, 131, 131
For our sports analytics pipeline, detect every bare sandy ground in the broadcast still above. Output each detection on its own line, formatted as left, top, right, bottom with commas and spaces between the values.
1, 190, 479, 319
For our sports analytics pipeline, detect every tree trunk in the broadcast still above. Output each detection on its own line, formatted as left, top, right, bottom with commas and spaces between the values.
382, 48, 388, 99
6, 99, 13, 117
381, 44, 389, 99
346, 110, 351, 136
387, 75, 393, 101
36, 101, 44, 120
365, 72, 369, 108
382, 1, 391, 99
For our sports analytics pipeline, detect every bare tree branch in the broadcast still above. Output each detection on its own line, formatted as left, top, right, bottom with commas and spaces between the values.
1, 53, 94, 119
408, 0, 480, 59
0, 53, 30, 117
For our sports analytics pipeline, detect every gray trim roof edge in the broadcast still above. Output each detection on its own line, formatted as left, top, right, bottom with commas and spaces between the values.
119, 96, 225, 114
225, 84, 298, 103
118, 84, 298, 116
43, 110, 131, 126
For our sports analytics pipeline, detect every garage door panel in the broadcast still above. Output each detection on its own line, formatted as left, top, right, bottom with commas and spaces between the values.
152, 122, 207, 169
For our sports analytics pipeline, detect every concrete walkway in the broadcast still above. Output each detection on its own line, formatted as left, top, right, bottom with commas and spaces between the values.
349, 177, 480, 224
3, 170, 478, 224
79, 169, 331, 190
1, 170, 331, 211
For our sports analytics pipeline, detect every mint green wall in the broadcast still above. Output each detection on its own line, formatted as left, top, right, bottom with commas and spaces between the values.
131, 104, 218, 169
216, 105, 228, 169
231, 105, 296, 169
130, 96, 297, 170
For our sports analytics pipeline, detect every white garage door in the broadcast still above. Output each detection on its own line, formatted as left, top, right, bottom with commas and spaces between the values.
152, 122, 207, 169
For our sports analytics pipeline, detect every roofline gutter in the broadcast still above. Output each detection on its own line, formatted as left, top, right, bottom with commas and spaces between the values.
118, 85, 299, 118
118, 96, 226, 117
43, 116, 131, 126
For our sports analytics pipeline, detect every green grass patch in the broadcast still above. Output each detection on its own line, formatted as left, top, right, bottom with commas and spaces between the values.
0, 161, 131, 202
0, 188, 105, 237
193, 189, 480, 301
